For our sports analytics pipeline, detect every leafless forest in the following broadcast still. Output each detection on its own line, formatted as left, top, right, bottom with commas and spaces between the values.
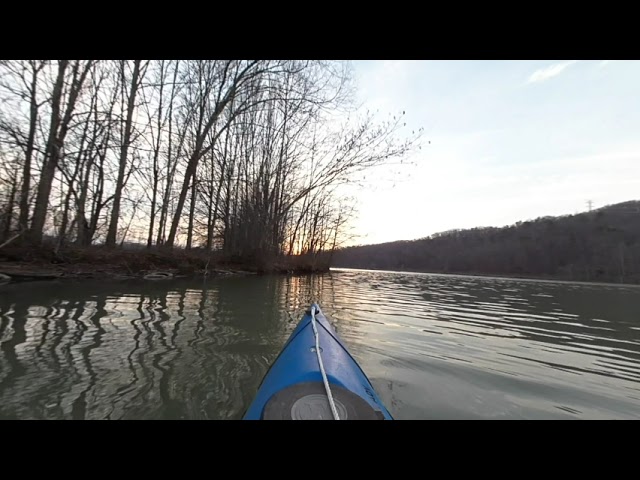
0, 60, 419, 267
333, 201, 640, 284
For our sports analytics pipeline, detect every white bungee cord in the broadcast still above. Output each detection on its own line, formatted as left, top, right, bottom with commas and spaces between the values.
310, 305, 340, 420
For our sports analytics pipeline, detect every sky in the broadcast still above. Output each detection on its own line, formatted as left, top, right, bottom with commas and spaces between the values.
344, 60, 640, 246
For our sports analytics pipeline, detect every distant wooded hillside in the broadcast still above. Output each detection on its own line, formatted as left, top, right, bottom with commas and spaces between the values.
331, 201, 640, 284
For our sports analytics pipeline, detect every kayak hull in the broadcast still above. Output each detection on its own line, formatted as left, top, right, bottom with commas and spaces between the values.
243, 303, 393, 420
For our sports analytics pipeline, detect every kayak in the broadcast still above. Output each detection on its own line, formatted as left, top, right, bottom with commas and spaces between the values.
243, 303, 393, 420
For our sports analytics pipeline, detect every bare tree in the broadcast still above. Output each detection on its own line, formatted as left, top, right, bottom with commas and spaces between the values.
0, 61, 48, 236
0, 150, 19, 241
138, 60, 180, 249
106, 60, 147, 247
0, 59, 422, 272
165, 60, 288, 248
30, 60, 93, 243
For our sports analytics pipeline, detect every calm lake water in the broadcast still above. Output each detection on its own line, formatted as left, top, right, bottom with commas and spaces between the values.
1, 268, 639, 419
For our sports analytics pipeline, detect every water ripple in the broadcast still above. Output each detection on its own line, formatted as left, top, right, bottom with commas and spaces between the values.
1, 271, 639, 419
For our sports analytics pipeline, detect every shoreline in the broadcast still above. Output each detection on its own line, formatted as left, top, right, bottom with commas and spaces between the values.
3, 245, 635, 288
0, 245, 329, 285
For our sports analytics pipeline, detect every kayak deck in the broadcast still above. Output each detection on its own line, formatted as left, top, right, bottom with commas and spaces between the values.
243, 303, 393, 420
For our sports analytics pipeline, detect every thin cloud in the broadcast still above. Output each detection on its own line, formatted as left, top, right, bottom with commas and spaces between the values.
527, 61, 577, 84
599, 60, 610, 68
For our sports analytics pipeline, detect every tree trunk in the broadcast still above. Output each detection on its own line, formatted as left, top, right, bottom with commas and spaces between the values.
31, 60, 91, 243
207, 127, 231, 251
147, 60, 166, 249
18, 62, 42, 232
165, 60, 256, 248
75, 141, 96, 246
29, 60, 68, 243
56, 184, 74, 251
2, 173, 17, 241
147, 179, 158, 248
156, 62, 180, 247
106, 60, 142, 247
186, 177, 197, 249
